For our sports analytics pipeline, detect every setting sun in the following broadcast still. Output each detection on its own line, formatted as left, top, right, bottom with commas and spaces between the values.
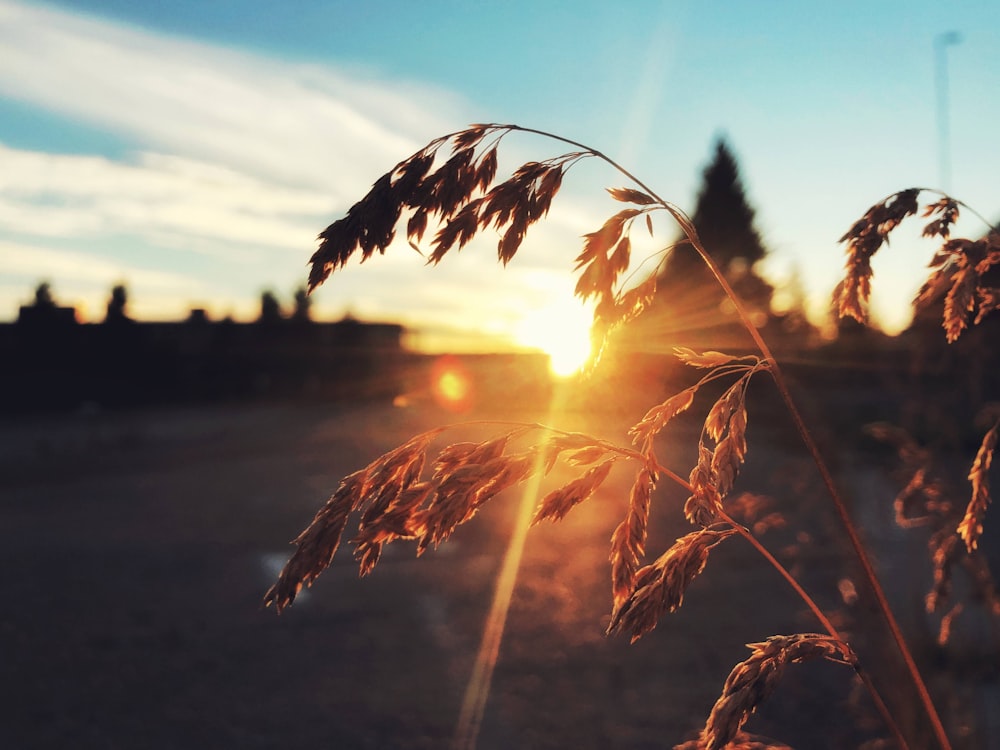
515, 297, 594, 378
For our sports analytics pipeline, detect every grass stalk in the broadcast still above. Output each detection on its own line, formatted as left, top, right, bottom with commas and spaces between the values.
268, 122, 988, 749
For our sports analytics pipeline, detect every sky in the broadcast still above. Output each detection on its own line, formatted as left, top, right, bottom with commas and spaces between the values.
1, 0, 998, 352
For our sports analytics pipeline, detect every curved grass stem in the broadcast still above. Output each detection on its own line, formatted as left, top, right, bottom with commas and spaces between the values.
686, 216, 952, 750
680, 220, 952, 750
717, 510, 910, 750
651, 459, 910, 749
496, 124, 952, 750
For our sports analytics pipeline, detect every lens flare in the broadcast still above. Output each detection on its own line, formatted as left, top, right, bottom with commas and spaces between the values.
430, 355, 473, 412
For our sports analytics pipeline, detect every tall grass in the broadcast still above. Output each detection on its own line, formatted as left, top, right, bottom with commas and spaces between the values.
265, 124, 998, 749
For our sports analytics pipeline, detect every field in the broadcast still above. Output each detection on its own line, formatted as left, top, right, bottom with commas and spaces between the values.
0, 386, 992, 749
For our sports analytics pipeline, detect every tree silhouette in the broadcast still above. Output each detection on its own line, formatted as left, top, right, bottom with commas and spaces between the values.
657, 137, 774, 334
105, 284, 131, 323
259, 290, 284, 323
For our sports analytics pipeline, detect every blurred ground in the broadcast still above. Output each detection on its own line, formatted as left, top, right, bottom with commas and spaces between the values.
0, 388, 991, 748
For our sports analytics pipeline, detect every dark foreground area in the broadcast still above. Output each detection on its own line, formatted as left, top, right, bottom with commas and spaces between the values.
0, 394, 995, 749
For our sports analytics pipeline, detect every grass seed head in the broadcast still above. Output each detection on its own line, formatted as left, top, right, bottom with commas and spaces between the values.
610, 467, 656, 609
531, 458, 616, 525
608, 527, 735, 642
701, 634, 857, 750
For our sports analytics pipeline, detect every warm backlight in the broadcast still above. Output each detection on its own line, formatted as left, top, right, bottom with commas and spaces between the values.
515, 297, 594, 378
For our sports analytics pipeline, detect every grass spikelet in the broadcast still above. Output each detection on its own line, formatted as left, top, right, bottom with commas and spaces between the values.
974, 286, 1000, 326
353, 480, 437, 576
681, 370, 756, 525
358, 431, 438, 525
432, 441, 482, 476
958, 419, 998, 552
674, 348, 741, 369
535, 432, 604, 473
630, 388, 697, 449
607, 527, 735, 642
416, 454, 526, 553
922, 197, 960, 239
838, 190, 999, 343
686, 445, 723, 526
309, 124, 590, 291
574, 210, 638, 299
712, 417, 748, 498
531, 458, 617, 525
700, 634, 857, 750
835, 188, 920, 322
943, 263, 977, 342
564, 444, 609, 465
705, 381, 743, 442
608, 186, 657, 205
264, 469, 368, 612
610, 467, 656, 610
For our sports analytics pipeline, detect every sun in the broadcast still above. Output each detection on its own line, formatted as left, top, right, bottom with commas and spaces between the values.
515, 296, 594, 378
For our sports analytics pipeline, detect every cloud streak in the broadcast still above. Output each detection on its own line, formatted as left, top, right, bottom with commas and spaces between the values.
0, 0, 464, 191
0, 0, 628, 348
0, 0, 491, 328
0, 145, 327, 249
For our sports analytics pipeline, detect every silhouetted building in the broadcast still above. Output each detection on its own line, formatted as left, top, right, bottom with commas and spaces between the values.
0, 307, 406, 415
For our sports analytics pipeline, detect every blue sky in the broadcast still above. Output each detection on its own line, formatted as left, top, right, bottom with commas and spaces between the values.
1, 0, 998, 349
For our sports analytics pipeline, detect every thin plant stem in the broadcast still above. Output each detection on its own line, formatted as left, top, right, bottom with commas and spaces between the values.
717, 509, 910, 750
651, 461, 911, 750
697, 259, 952, 750
496, 124, 951, 750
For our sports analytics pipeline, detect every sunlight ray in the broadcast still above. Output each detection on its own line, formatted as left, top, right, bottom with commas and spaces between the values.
451, 387, 569, 749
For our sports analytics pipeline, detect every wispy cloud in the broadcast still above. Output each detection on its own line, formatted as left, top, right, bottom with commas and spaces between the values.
0, 1, 464, 191
0, 0, 482, 324
0, 0, 610, 342
0, 145, 327, 249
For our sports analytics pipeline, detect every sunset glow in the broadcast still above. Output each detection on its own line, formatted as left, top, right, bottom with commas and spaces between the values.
515, 297, 594, 378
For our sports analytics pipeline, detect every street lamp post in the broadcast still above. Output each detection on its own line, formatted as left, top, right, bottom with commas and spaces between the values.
935, 31, 962, 192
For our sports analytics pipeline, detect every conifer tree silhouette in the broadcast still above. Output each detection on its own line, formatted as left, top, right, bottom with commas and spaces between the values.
657, 138, 773, 337
259, 290, 284, 323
